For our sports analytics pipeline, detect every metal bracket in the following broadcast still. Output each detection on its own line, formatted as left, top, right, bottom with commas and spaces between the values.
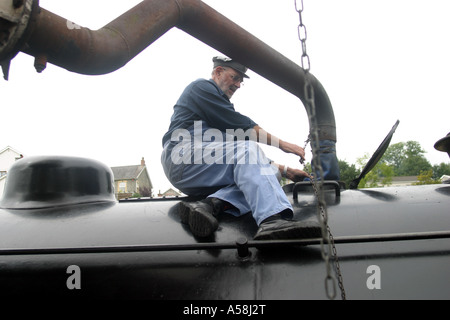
293, 180, 341, 201
0, 0, 36, 80
236, 237, 251, 259
0, 58, 10, 79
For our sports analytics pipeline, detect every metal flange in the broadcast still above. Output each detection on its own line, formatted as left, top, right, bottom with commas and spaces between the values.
0, 0, 36, 80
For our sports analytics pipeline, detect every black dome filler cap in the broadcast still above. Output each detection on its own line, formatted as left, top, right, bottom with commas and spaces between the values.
0, 156, 116, 209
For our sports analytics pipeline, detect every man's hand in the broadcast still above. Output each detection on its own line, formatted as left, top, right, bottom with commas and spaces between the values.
273, 162, 311, 182
285, 167, 311, 182
253, 125, 306, 163
279, 140, 306, 162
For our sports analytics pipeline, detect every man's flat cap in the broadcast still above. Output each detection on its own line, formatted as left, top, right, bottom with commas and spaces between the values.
213, 56, 250, 79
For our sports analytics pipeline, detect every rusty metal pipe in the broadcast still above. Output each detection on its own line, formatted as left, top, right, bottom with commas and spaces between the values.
22, 1, 181, 75
6, 0, 336, 141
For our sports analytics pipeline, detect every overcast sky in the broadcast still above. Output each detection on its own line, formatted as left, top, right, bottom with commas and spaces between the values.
2, 0, 449, 193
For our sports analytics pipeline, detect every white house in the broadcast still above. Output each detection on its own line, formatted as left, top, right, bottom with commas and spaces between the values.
111, 157, 153, 200
0, 146, 24, 199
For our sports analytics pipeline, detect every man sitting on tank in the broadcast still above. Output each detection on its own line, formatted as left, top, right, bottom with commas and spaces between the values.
161, 56, 321, 240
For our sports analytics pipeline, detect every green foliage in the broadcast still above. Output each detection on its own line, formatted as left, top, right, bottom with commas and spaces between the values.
355, 153, 395, 188
381, 141, 432, 176
414, 170, 441, 185
303, 162, 312, 174
338, 160, 359, 188
432, 162, 450, 180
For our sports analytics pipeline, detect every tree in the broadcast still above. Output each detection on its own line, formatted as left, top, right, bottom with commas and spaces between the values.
432, 162, 450, 180
414, 170, 440, 185
338, 159, 360, 188
382, 141, 432, 176
382, 142, 405, 172
356, 153, 395, 188
139, 186, 152, 197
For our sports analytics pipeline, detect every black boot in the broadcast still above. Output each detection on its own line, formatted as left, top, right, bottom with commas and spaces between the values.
178, 197, 228, 238
254, 214, 322, 240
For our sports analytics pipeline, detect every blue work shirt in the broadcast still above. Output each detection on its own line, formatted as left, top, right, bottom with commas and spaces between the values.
162, 79, 257, 147
161, 78, 293, 224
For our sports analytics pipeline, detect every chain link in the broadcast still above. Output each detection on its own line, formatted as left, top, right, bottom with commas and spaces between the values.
294, 0, 346, 300
295, 0, 311, 72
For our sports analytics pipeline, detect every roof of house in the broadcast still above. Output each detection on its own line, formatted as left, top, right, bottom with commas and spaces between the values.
111, 165, 146, 181
159, 188, 182, 197
0, 146, 23, 157
110, 158, 153, 188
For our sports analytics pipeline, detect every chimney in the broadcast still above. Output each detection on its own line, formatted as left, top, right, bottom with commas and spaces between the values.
141, 157, 145, 167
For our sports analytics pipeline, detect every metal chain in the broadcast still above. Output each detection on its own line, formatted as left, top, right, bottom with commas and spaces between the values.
307, 169, 346, 300
295, 0, 346, 300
